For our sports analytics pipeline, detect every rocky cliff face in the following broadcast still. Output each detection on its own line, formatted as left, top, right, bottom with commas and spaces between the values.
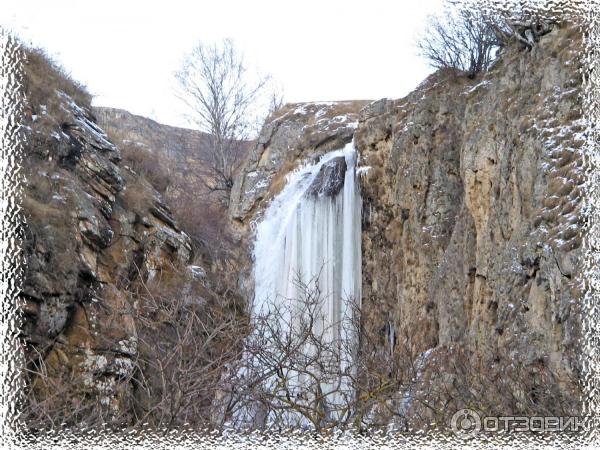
356, 24, 584, 425
230, 25, 584, 426
21, 81, 194, 416
93, 107, 210, 197
19, 21, 585, 431
230, 100, 370, 226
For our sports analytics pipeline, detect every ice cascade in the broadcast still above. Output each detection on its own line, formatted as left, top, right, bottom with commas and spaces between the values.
250, 141, 362, 427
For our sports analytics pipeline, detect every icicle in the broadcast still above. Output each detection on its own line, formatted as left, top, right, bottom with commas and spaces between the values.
249, 141, 362, 427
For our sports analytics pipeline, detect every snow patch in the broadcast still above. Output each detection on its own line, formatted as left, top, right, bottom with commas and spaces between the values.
464, 79, 491, 95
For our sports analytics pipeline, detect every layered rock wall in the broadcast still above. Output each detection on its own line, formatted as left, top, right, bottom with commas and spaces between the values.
355, 25, 583, 372
22, 91, 193, 412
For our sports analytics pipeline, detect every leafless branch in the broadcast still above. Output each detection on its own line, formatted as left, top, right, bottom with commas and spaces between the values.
175, 39, 269, 204
417, 7, 501, 78
417, 5, 555, 78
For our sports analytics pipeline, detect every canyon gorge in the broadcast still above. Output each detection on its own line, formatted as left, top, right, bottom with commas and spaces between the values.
16, 20, 587, 433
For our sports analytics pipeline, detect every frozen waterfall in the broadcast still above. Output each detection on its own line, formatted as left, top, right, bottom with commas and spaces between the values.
248, 141, 362, 428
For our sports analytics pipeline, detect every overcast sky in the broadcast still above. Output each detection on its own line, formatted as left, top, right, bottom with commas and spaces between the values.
5, 0, 445, 129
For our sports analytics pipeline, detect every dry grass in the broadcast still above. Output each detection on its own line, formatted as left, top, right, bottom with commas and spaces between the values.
23, 47, 92, 113
122, 144, 171, 195
22, 47, 93, 157
118, 170, 156, 215
104, 127, 171, 195
169, 191, 235, 263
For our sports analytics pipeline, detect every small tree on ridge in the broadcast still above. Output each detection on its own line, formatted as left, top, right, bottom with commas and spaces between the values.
417, 7, 501, 78
175, 39, 268, 204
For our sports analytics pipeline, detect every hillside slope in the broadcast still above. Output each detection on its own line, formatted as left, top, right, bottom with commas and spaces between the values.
20, 50, 242, 429
94, 106, 253, 259
93, 106, 210, 199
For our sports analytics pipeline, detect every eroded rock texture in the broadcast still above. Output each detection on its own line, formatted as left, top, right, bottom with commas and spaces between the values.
230, 25, 585, 427
20, 21, 585, 431
230, 100, 370, 227
21, 91, 193, 413
355, 24, 585, 425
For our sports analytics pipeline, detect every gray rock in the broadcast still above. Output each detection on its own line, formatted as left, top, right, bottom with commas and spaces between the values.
230, 100, 370, 223
305, 156, 347, 197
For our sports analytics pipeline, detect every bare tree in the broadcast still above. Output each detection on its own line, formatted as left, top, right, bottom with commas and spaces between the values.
267, 89, 285, 119
212, 273, 416, 432
127, 263, 248, 431
417, 4, 556, 79
417, 7, 501, 78
175, 39, 268, 204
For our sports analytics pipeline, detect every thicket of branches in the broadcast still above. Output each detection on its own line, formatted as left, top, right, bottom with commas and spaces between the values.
125, 262, 247, 429
418, 8, 501, 78
417, 5, 555, 78
19, 262, 579, 434
19, 258, 248, 432
210, 275, 578, 432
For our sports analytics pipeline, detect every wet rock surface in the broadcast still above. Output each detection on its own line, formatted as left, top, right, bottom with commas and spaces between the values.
305, 156, 347, 197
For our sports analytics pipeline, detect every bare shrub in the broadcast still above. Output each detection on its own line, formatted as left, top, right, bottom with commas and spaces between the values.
125, 260, 248, 431
19, 256, 248, 433
417, 7, 501, 78
209, 270, 580, 433
417, 4, 557, 79
19, 261, 577, 434
266, 90, 286, 120
215, 274, 417, 432
121, 145, 171, 195
19, 347, 113, 431
169, 191, 235, 263
395, 344, 581, 431
103, 127, 172, 195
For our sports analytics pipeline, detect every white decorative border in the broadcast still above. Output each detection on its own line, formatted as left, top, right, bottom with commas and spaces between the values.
1, 27, 25, 447
578, 0, 600, 444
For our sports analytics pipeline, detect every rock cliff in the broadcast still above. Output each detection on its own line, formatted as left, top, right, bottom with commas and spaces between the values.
20, 54, 198, 421
230, 100, 370, 226
229, 24, 585, 426
19, 20, 586, 432
93, 107, 210, 200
